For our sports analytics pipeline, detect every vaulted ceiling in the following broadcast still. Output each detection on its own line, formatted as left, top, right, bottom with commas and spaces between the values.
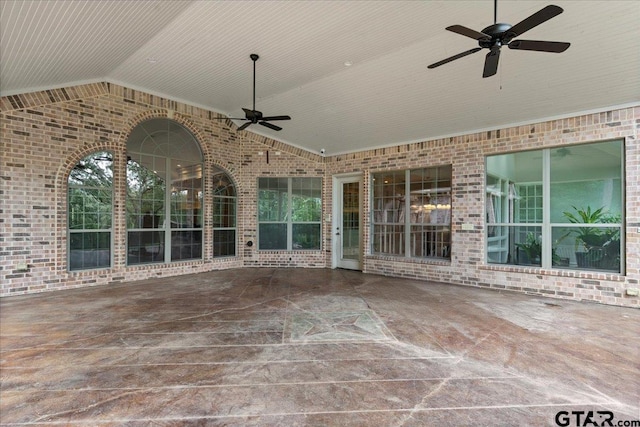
1, 1, 639, 155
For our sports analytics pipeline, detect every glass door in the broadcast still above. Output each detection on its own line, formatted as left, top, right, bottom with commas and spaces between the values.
334, 175, 362, 270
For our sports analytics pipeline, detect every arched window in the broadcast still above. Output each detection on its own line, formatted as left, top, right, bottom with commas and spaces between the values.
126, 119, 203, 265
212, 167, 237, 257
68, 152, 113, 270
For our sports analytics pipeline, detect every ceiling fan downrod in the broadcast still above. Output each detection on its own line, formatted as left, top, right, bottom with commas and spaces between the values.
250, 53, 259, 113
211, 53, 291, 131
494, 0, 497, 24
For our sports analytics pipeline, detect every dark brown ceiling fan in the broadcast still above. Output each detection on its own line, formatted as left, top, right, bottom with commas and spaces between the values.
428, 0, 570, 78
218, 54, 291, 131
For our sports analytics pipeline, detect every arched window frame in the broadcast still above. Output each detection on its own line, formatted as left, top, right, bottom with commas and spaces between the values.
125, 118, 204, 265
67, 151, 114, 271
212, 167, 237, 258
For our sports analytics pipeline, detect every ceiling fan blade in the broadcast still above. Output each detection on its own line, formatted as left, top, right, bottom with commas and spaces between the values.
261, 115, 291, 121
506, 5, 564, 38
259, 121, 282, 131
237, 122, 252, 131
483, 48, 500, 78
446, 25, 490, 41
428, 47, 482, 69
508, 39, 570, 53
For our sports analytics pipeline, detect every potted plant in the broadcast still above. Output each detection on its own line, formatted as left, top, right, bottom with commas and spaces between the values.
515, 232, 541, 266
562, 206, 620, 269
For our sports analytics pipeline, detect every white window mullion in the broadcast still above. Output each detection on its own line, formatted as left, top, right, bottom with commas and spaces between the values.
619, 142, 626, 274
287, 178, 293, 251
404, 170, 411, 257
165, 156, 172, 262
542, 149, 552, 268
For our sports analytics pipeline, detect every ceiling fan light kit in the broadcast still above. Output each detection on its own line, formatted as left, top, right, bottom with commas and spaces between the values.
428, 1, 570, 78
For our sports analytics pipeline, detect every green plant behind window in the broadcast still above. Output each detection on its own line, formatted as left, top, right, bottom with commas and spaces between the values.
562, 206, 610, 250
515, 232, 541, 264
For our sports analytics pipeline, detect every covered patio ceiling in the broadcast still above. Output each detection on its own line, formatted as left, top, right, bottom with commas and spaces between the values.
1, 1, 639, 155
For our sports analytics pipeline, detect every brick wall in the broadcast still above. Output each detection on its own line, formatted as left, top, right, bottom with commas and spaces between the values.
1, 83, 638, 307
326, 109, 639, 307
238, 133, 326, 267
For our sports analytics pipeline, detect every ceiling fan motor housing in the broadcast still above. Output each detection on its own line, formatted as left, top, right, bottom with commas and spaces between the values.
250, 110, 262, 123
479, 23, 514, 48
427, 4, 569, 78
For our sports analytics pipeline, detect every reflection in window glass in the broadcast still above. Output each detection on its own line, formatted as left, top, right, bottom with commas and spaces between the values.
126, 155, 166, 230
293, 223, 321, 249
171, 230, 202, 261
126, 154, 167, 265
258, 178, 289, 222
259, 223, 288, 250
126, 119, 203, 265
169, 160, 202, 261
171, 160, 203, 229
68, 152, 113, 270
550, 141, 623, 272
258, 177, 322, 250
486, 151, 542, 265
291, 178, 322, 222
486, 140, 623, 273
371, 166, 452, 259
212, 168, 237, 257
127, 231, 165, 263
213, 229, 236, 257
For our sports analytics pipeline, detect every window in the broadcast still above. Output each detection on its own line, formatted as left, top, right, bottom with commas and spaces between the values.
372, 166, 452, 259
212, 168, 237, 257
486, 140, 624, 273
258, 177, 322, 250
126, 119, 203, 265
68, 152, 113, 270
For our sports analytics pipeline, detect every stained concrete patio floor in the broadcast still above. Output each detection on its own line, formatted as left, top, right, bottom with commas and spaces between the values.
1, 268, 638, 426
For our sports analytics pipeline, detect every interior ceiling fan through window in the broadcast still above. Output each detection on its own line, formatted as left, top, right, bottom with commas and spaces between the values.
428, 0, 570, 78
216, 54, 291, 131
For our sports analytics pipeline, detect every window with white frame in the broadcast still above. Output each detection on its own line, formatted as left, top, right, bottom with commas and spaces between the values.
486, 140, 624, 273
257, 177, 322, 250
371, 166, 452, 259
126, 119, 204, 265
212, 168, 237, 257
68, 152, 113, 270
